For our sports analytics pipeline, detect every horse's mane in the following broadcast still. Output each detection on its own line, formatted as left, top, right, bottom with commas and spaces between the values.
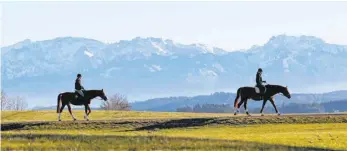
83, 89, 104, 100
85, 89, 102, 93
266, 84, 286, 89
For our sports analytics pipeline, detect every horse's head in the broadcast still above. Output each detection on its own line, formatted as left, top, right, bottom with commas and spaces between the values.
98, 89, 108, 101
281, 86, 291, 99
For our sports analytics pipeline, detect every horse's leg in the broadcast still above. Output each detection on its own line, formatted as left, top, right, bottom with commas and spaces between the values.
260, 99, 268, 116
58, 103, 66, 121
67, 103, 77, 121
269, 98, 280, 115
233, 88, 241, 115
84, 104, 89, 121
244, 100, 250, 116
235, 98, 245, 115
87, 105, 91, 115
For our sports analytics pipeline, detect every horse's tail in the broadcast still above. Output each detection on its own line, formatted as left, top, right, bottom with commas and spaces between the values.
57, 93, 62, 113
234, 88, 242, 108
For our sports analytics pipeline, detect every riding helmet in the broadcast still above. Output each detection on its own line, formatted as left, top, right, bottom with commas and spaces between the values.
77, 73, 82, 77
258, 68, 263, 72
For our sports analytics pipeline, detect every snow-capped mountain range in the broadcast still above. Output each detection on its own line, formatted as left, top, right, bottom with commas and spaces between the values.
2, 35, 347, 104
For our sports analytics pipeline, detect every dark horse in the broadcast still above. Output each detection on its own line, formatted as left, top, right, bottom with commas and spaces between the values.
56, 89, 108, 121
233, 84, 291, 116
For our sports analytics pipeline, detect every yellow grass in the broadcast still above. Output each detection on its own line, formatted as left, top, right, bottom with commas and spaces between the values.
3, 123, 347, 150
2, 110, 347, 150
1, 110, 232, 123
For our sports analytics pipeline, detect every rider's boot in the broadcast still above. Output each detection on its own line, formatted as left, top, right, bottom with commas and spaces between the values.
259, 88, 264, 99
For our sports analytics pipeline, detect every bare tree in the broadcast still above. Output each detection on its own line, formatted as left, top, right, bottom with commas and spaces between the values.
1, 91, 28, 111
100, 94, 131, 111
12, 96, 28, 111
1, 90, 8, 110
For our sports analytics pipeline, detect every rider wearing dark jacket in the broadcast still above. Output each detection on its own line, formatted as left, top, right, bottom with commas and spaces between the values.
75, 74, 85, 99
256, 68, 266, 94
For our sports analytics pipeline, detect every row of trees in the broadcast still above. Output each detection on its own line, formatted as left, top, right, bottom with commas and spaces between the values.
176, 101, 344, 114
1, 91, 28, 111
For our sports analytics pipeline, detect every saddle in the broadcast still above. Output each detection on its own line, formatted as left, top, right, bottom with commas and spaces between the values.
74, 90, 91, 104
252, 85, 265, 100
75, 93, 82, 99
74, 90, 85, 100
254, 85, 266, 94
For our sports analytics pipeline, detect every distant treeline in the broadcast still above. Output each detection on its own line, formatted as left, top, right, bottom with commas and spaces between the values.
176, 100, 347, 113
132, 91, 347, 112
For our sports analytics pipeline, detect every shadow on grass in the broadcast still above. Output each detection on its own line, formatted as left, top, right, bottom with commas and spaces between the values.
1, 134, 338, 151
135, 118, 220, 131
1, 122, 51, 131
1, 118, 223, 131
135, 115, 347, 131
1, 120, 147, 131
2, 115, 347, 131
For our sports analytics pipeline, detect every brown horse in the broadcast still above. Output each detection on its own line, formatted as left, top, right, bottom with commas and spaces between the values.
233, 84, 291, 116
56, 89, 108, 121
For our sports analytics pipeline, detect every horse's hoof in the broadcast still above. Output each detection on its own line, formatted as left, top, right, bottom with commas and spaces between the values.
73, 119, 77, 121
261, 113, 264, 116
277, 113, 281, 116
234, 112, 237, 116
58, 119, 61, 121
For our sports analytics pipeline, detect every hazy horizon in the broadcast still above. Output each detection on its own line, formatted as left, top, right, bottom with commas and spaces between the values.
2, 1, 347, 51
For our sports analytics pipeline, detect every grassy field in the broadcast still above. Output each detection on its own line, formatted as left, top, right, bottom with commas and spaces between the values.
1, 110, 347, 151
1, 110, 233, 123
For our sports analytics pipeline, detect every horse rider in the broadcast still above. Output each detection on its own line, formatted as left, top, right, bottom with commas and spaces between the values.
256, 68, 266, 95
75, 73, 85, 101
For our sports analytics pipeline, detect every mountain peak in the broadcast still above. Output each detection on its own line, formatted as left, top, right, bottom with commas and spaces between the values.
130, 37, 164, 43
12, 39, 32, 49
44, 36, 104, 44
268, 34, 325, 45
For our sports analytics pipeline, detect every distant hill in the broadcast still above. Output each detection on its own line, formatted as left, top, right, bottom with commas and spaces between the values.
131, 90, 347, 112
321, 99, 347, 112
237, 99, 347, 114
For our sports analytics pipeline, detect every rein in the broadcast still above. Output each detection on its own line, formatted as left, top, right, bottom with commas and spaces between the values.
87, 96, 104, 100
96, 97, 104, 100
278, 93, 285, 97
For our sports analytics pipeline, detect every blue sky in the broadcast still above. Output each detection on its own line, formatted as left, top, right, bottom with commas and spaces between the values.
1, 1, 347, 51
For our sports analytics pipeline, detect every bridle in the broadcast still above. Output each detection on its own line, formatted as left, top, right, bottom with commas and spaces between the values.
96, 96, 108, 101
